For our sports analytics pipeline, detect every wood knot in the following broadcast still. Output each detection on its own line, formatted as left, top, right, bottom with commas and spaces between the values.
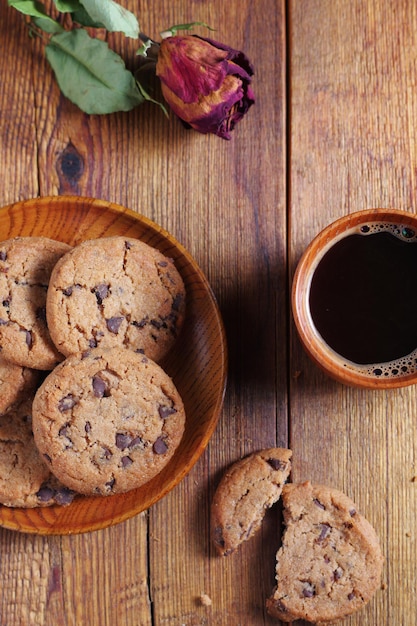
57, 143, 84, 192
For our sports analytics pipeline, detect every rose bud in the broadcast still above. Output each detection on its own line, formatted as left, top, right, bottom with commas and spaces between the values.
156, 35, 255, 139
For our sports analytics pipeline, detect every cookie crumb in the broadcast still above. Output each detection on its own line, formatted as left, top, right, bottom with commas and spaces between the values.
200, 593, 212, 606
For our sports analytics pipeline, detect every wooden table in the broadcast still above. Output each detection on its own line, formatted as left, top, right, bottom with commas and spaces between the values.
0, 1, 415, 624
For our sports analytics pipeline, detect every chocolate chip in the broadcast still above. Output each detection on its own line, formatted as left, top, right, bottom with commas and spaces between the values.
25, 329, 33, 348
347, 591, 355, 601
93, 283, 109, 305
276, 600, 287, 613
124, 241, 132, 250
158, 405, 177, 419
62, 286, 73, 297
150, 319, 167, 330
121, 456, 133, 468
266, 458, 287, 471
317, 523, 331, 541
132, 318, 147, 328
85, 421, 92, 433
106, 316, 124, 334
172, 293, 183, 312
115, 433, 132, 450
213, 526, 225, 548
58, 423, 70, 437
54, 487, 76, 506
92, 375, 109, 398
333, 567, 343, 581
0, 318, 8, 325
153, 436, 168, 454
0, 251, 7, 261
349, 508, 357, 516
58, 394, 77, 412
101, 447, 112, 460
105, 477, 115, 491
128, 436, 145, 450
302, 582, 315, 598
37, 485, 55, 502
313, 498, 326, 510
2, 298, 10, 308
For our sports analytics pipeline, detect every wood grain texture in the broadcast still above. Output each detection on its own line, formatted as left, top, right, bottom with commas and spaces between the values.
289, 1, 417, 624
7, 0, 415, 624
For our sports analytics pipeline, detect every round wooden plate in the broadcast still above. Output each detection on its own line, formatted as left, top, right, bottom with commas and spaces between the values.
0, 196, 227, 534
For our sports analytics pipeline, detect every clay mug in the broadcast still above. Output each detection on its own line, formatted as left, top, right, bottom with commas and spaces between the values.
291, 208, 417, 389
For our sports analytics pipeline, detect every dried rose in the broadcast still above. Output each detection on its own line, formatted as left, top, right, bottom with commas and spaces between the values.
155, 35, 255, 139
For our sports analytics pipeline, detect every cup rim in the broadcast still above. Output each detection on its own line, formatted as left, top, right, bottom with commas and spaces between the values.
291, 208, 417, 389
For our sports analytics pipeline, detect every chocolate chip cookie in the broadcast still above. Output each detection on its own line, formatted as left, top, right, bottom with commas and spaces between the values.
0, 236, 71, 370
266, 481, 384, 624
211, 448, 292, 555
32, 347, 186, 495
0, 394, 76, 508
0, 356, 39, 415
46, 236, 186, 363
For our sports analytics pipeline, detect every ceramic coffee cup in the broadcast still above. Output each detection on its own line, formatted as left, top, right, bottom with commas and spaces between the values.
291, 208, 417, 389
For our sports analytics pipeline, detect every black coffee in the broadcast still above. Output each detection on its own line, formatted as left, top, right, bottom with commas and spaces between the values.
309, 226, 417, 367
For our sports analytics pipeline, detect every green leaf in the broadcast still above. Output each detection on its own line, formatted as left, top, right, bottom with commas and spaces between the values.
72, 6, 104, 28
8, 0, 44, 16
52, 0, 80, 11
45, 29, 144, 114
52, 0, 104, 26
78, 0, 139, 38
33, 15, 65, 33
8, 0, 64, 32
8, 0, 61, 26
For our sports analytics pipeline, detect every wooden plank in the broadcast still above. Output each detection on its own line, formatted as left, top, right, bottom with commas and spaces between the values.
289, 1, 417, 624
0, 4, 152, 626
0, 7, 39, 202
0, 8, 48, 625
148, 1, 288, 623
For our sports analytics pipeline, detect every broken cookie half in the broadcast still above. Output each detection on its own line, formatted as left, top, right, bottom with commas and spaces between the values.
266, 481, 384, 624
211, 447, 292, 556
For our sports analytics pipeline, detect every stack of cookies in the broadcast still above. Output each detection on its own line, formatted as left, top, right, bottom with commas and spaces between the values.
0, 235, 187, 507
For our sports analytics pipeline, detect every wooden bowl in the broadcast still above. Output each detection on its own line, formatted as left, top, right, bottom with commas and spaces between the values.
0, 196, 227, 534
292, 208, 417, 389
